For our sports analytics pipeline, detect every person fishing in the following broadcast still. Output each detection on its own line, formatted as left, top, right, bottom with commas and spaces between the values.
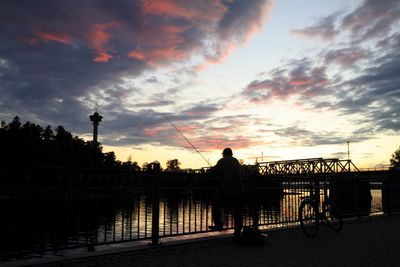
161, 115, 265, 245
209, 147, 244, 240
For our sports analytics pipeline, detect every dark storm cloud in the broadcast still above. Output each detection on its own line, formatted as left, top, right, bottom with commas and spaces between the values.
308, 39, 400, 132
331, 43, 400, 132
0, 0, 273, 146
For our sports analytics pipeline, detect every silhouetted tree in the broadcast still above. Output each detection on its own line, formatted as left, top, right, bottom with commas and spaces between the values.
143, 161, 162, 172
9, 116, 21, 130
143, 161, 151, 171
166, 159, 181, 172
120, 155, 141, 171
0, 116, 136, 169
103, 152, 117, 168
390, 146, 400, 170
42, 125, 53, 141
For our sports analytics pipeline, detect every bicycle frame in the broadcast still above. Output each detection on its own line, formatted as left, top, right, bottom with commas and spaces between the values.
299, 178, 343, 236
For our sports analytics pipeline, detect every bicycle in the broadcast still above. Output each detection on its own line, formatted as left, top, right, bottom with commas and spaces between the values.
298, 179, 343, 237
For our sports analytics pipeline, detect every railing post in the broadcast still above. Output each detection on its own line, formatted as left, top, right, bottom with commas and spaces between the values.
251, 175, 259, 229
355, 178, 360, 217
151, 174, 160, 245
382, 179, 391, 214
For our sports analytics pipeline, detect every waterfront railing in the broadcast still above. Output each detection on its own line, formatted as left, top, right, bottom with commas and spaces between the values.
0, 165, 398, 259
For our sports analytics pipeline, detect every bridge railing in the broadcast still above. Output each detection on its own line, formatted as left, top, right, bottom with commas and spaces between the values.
0, 164, 399, 260
358, 167, 392, 172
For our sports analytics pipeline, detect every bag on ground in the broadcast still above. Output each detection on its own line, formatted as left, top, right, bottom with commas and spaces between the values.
240, 226, 267, 246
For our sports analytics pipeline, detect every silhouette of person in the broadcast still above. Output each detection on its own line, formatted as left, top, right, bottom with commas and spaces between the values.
210, 148, 244, 239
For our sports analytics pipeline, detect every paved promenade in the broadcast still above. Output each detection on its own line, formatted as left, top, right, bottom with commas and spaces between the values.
6, 215, 400, 267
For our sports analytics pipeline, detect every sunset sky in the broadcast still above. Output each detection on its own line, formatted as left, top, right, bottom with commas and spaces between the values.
1, 0, 399, 169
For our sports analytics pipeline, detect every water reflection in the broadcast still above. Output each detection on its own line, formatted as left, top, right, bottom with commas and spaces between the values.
0, 184, 382, 258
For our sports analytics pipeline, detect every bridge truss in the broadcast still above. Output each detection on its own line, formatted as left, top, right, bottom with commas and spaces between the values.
257, 158, 359, 175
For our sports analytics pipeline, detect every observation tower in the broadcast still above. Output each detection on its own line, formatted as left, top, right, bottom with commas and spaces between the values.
89, 112, 102, 144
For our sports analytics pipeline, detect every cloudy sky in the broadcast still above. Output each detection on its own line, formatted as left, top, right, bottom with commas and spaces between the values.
1, 0, 399, 169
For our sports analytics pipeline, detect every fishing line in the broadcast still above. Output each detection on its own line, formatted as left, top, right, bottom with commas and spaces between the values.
161, 113, 212, 167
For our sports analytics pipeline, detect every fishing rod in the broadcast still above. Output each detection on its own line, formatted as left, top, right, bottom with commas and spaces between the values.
161, 113, 212, 167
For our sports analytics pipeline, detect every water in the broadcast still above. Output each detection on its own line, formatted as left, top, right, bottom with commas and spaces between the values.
0, 187, 383, 258
371, 189, 383, 214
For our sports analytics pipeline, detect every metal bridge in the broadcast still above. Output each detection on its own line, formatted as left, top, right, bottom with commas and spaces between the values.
257, 157, 360, 175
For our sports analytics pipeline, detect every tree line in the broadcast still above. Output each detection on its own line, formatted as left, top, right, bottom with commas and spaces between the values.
0, 116, 185, 172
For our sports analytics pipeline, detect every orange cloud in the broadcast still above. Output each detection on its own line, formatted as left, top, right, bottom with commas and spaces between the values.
88, 22, 119, 62
128, 23, 188, 65
94, 52, 113, 63
200, 1, 274, 69
141, 0, 227, 21
26, 30, 72, 45
128, 50, 146, 61
128, 46, 186, 66
290, 79, 313, 86
18, 1, 273, 69
185, 135, 265, 151
144, 127, 167, 137
134, 0, 274, 67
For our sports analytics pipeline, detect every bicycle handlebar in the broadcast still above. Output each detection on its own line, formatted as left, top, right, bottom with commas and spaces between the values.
305, 178, 330, 190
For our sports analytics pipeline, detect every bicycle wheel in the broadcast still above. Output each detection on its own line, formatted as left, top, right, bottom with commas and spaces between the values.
299, 200, 319, 237
323, 200, 342, 232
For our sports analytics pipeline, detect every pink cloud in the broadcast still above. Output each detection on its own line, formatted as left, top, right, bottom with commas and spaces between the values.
15, 1, 274, 69
133, 0, 273, 67
244, 62, 330, 103
88, 22, 119, 62
128, 50, 146, 61
140, 0, 227, 21
94, 52, 113, 63
144, 123, 200, 139
289, 79, 314, 87
143, 126, 169, 137
324, 48, 366, 65
22, 30, 72, 45
127, 23, 189, 65
34, 30, 71, 44
201, 1, 274, 68
128, 46, 186, 66
187, 135, 266, 151
143, 119, 262, 151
